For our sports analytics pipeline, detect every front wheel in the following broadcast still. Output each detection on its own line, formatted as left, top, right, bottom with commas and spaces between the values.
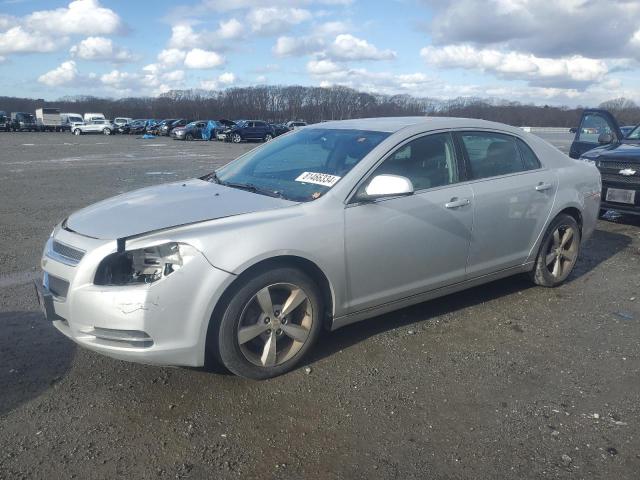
73, 129, 81, 136
211, 267, 323, 379
264, 133, 273, 142
185, 133, 193, 141
231, 133, 242, 143
530, 214, 581, 287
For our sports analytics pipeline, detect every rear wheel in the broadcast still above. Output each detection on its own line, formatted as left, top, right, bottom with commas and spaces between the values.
530, 214, 580, 287
103, 128, 112, 135
212, 267, 323, 379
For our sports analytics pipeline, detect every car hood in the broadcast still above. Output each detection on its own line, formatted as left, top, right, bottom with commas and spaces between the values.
66, 179, 296, 239
582, 142, 640, 163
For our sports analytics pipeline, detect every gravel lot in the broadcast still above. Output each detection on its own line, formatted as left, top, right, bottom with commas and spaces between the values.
1, 132, 639, 479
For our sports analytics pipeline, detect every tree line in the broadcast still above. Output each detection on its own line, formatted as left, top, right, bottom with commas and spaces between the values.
1, 86, 638, 127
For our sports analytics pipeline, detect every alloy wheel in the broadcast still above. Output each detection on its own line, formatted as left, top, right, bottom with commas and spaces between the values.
237, 283, 313, 367
264, 134, 273, 142
232, 133, 242, 143
545, 224, 578, 281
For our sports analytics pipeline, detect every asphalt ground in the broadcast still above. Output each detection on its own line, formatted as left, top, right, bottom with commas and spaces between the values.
1, 131, 639, 479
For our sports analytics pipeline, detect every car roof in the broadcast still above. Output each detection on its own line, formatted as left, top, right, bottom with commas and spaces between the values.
308, 116, 522, 134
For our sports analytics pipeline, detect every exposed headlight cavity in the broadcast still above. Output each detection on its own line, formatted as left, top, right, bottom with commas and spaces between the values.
95, 242, 192, 285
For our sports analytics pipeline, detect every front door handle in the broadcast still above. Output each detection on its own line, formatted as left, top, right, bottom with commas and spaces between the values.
535, 183, 553, 192
445, 197, 471, 209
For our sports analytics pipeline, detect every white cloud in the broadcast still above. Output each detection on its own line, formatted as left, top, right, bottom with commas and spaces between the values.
273, 36, 324, 57
25, 0, 122, 36
218, 18, 243, 39
200, 0, 352, 13
421, 45, 608, 87
157, 48, 187, 67
307, 59, 341, 75
0, 26, 61, 55
38, 60, 78, 86
218, 71, 235, 84
70, 36, 134, 62
168, 24, 201, 49
247, 7, 312, 35
100, 69, 139, 88
328, 34, 396, 61
163, 70, 185, 82
184, 48, 225, 69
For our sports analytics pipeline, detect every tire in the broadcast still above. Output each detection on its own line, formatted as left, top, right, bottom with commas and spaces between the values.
264, 133, 273, 142
530, 213, 581, 287
73, 129, 81, 136
211, 267, 323, 379
103, 128, 112, 135
185, 133, 193, 141
231, 133, 242, 143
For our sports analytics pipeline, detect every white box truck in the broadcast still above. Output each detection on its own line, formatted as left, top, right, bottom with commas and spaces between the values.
84, 113, 106, 122
36, 108, 62, 132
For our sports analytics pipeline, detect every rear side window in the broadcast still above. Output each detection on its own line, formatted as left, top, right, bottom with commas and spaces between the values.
515, 138, 541, 170
460, 132, 529, 180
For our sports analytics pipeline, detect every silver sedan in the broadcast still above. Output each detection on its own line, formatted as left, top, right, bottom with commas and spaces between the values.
37, 117, 601, 379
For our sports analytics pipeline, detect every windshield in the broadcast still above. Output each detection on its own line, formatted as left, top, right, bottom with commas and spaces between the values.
626, 125, 640, 140
214, 128, 389, 202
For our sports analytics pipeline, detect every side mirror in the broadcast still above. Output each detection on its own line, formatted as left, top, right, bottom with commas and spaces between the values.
598, 132, 613, 145
569, 127, 577, 134
356, 174, 414, 202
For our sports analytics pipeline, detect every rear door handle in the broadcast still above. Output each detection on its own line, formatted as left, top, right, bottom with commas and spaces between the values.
445, 197, 471, 209
535, 183, 553, 192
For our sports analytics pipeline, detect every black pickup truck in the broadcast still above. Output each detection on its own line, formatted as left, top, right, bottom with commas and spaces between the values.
570, 109, 640, 216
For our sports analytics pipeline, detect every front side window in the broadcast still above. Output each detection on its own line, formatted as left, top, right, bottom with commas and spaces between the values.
369, 133, 459, 191
626, 124, 640, 140
460, 132, 528, 180
577, 113, 613, 143
214, 128, 389, 202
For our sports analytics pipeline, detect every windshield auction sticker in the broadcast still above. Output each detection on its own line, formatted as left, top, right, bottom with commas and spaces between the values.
295, 172, 341, 187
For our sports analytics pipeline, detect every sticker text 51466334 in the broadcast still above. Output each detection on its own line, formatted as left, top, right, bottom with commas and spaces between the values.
295, 172, 341, 187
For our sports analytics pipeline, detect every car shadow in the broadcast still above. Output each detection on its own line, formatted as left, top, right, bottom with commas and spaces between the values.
0, 311, 76, 416
308, 225, 632, 366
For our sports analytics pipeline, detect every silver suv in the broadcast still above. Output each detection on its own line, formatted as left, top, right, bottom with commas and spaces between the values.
72, 119, 115, 136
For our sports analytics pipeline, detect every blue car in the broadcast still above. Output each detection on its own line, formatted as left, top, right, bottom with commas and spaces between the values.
221, 120, 275, 143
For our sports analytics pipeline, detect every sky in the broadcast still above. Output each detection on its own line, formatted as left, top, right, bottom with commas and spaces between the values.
1, 0, 639, 106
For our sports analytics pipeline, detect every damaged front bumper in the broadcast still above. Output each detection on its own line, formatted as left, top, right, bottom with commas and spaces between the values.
39, 227, 234, 367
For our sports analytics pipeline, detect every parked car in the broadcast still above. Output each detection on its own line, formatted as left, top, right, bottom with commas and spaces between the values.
270, 123, 290, 137
36, 108, 62, 132
61, 113, 84, 131
114, 117, 133, 128
286, 121, 307, 130
72, 119, 115, 135
36, 117, 600, 379
222, 120, 275, 143
152, 119, 178, 136
121, 119, 147, 135
171, 120, 210, 140
10, 112, 37, 131
570, 108, 640, 216
214, 119, 236, 140
0, 111, 9, 132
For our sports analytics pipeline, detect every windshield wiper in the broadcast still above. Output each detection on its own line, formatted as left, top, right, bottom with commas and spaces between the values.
221, 181, 286, 199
